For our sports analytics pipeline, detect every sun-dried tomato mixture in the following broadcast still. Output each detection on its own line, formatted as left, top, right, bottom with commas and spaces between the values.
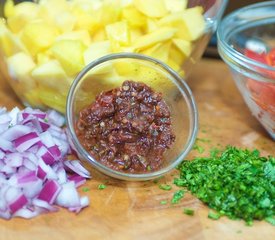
76, 80, 175, 173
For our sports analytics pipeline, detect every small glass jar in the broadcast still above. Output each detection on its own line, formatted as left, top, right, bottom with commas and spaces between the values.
66, 53, 198, 181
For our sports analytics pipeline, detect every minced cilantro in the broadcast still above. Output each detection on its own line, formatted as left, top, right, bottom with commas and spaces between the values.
183, 208, 194, 216
175, 146, 275, 225
98, 184, 107, 190
159, 184, 172, 191
171, 190, 185, 204
160, 200, 168, 205
192, 144, 204, 154
208, 211, 220, 220
82, 187, 90, 192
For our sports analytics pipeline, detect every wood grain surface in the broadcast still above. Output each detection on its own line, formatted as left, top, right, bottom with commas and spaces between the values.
0, 58, 274, 240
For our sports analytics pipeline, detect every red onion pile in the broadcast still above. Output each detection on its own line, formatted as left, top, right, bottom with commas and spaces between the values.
0, 107, 91, 219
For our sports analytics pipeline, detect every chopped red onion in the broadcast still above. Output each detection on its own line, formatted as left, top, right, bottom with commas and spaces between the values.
0, 107, 91, 220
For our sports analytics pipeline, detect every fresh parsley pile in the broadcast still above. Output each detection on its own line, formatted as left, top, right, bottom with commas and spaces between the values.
174, 146, 275, 225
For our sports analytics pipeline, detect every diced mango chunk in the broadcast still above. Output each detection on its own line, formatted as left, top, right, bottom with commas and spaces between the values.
31, 60, 70, 92
106, 21, 130, 46
50, 39, 86, 76
122, 6, 146, 27
133, 27, 176, 50
134, 0, 168, 18
181, 7, 205, 40
6, 2, 39, 33
164, 0, 187, 13
7, 52, 36, 89
83, 41, 111, 65
142, 41, 171, 63
38, 88, 67, 114
172, 38, 192, 57
56, 30, 91, 46
21, 21, 59, 56
0, 22, 27, 57
3, 0, 15, 18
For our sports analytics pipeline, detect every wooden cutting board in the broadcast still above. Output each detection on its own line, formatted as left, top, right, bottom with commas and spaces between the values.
0, 59, 274, 240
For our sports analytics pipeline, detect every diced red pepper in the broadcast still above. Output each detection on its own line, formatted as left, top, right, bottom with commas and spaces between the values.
244, 49, 267, 64
244, 48, 275, 116
266, 48, 275, 67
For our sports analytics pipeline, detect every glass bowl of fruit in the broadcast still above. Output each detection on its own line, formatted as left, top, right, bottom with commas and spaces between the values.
217, 1, 275, 140
66, 52, 198, 181
0, 0, 228, 113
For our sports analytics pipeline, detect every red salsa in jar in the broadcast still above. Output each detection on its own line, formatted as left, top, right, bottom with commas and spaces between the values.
76, 80, 175, 173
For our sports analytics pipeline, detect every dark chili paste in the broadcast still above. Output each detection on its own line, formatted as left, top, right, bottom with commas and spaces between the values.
76, 80, 175, 173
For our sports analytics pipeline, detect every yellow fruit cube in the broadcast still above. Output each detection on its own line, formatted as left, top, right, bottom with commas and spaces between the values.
134, 0, 168, 18
99, 4, 121, 25
169, 45, 186, 67
93, 29, 107, 42
7, 52, 36, 89
106, 21, 130, 46
164, 0, 187, 12
146, 18, 159, 33
50, 39, 85, 76
133, 27, 177, 50
38, 88, 67, 114
0, 22, 27, 57
141, 41, 171, 63
74, 11, 100, 35
122, 6, 146, 28
83, 41, 111, 65
36, 52, 52, 65
54, 11, 76, 33
172, 38, 192, 57
4, 0, 15, 18
31, 60, 70, 92
7, 2, 39, 33
21, 21, 59, 56
181, 7, 205, 40
56, 30, 91, 46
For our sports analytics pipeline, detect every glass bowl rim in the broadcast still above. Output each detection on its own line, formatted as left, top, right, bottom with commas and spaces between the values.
217, 1, 275, 75
66, 52, 198, 181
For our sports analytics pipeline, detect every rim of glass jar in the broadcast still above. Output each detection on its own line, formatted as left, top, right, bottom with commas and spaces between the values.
66, 52, 198, 181
203, 0, 228, 32
217, 1, 275, 80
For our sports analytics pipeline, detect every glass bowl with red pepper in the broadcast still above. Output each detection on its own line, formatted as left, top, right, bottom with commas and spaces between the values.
217, 1, 275, 140
66, 53, 198, 181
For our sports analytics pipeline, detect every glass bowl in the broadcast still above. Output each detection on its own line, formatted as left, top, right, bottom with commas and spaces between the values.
217, 1, 275, 140
66, 53, 198, 181
0, 0, 228, 113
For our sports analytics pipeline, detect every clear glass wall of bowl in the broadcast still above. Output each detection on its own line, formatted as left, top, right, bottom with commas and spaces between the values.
217, 1, 275, 139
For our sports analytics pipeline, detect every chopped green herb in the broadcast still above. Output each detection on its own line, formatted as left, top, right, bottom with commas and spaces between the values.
197, 138, 211, 143
160, 200, 168, 205
159, 184, 172, 191
98, 184, 107, 190
183, 208, 194, 216
82, 187, 90, 192
265, 217, 275, 226
192, 144, 204, 154
208, 211, 220, 220
171, 190, 185, 204
175, 146, 275, 224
